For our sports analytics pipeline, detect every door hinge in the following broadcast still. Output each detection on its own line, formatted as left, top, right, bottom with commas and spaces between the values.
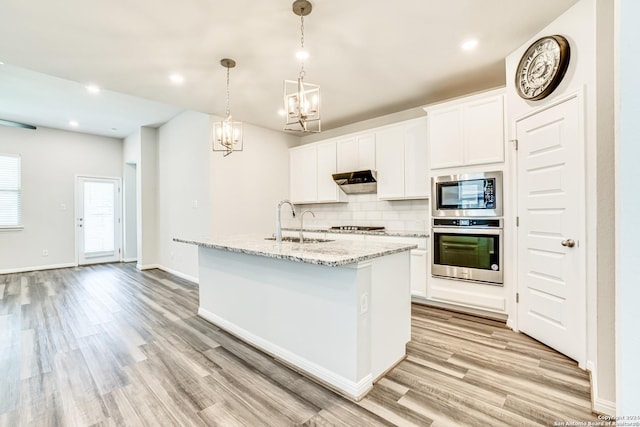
516, 293, 520, 303
119, 248, 121, 254
516, 216, 520, 227
510, 139, 518, 150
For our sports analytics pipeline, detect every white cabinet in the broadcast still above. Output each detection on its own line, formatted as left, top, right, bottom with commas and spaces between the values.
316, 141, 340, 202
410, 249, 428, 298
289, 141, 344, 204
426, 91, 504, 170
376, 118, 429, 200
337, 133, 376, 172
289, 144, 317, 204
343, 233, 428, 298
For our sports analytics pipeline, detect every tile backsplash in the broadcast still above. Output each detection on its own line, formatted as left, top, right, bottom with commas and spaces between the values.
284, 194, 430, 232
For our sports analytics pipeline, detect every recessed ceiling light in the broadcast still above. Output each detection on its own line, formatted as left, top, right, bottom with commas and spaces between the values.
0, 61, 4, 65
86, 84, 101, 94
69, 120, 79, 128
461, 39, 479, 51
169, 74, 184, 85
277, 108, 286, 117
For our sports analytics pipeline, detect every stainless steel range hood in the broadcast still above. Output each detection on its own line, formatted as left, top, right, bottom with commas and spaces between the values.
332, 170, 377, 194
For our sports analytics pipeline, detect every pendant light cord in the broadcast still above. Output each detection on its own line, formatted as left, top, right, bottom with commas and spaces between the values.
225, 66, 231, 118
299, 14, 305, 79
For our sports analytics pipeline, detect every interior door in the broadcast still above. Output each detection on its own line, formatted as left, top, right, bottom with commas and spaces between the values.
77, 176, 121, 265
516, 94, 585, 365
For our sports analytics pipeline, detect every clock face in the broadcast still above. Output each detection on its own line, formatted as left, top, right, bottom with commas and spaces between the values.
516, 35, 570, 101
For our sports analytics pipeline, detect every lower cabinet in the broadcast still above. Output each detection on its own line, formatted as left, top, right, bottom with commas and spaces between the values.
410, 249, 428, 298
361, 234, 428, 298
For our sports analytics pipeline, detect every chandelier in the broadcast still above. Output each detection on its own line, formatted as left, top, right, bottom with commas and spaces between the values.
284, 0, 321, 133
213, 58, 243, 156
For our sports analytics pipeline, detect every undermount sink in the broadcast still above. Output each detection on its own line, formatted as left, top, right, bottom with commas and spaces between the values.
265, 236, 334, 244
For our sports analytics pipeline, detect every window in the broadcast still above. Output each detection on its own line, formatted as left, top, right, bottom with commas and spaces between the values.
0, 154, 21, 228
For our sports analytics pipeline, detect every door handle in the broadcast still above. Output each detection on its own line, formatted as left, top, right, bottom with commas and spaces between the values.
561, 239, 575, 248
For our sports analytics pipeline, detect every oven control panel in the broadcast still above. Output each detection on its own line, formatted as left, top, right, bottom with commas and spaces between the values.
433, 218, 502, 228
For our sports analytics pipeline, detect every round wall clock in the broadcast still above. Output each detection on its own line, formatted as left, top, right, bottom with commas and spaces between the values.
515, 35, 570, 101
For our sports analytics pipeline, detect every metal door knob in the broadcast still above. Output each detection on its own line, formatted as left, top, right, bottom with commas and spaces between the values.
561, 239, 575, 248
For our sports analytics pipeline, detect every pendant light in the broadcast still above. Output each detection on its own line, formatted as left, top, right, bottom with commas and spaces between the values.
284, 0, 321, 133
213, 58, 243, 156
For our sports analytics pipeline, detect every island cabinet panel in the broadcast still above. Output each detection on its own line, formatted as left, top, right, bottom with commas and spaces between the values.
191, 239, 413, 401
376, 117, 429, 200
426, 89, 505, 170
337, 133, 376, 173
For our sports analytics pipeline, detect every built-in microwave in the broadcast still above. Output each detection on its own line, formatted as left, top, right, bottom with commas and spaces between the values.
432, 171, 502, 217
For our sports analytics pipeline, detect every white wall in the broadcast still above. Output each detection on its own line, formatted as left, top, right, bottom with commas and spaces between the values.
0, 125, 122, 272
138, 127, 158, 269
616, 0, 640, 416
505, 0, 615, 413
156, 111, 297, 281
123, 162, 137, 261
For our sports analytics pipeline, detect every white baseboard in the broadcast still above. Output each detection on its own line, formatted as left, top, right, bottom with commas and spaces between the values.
586, 361, 616, 415
198, 307, 372, 400
157, 265, 199, 284
137, 263, 160, 270
0, 262, 77, 275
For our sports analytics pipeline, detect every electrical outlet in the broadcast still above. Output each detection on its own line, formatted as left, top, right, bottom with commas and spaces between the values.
42, 249, 49, 257
60, 203, 66, 211
360, 293, 369, 314
192, 199, 198, 209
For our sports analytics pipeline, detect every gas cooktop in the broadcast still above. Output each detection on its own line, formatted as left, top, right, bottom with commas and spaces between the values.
330, 226, 386, 231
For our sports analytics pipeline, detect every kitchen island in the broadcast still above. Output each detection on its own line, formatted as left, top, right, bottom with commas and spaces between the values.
175, 235, 415, 400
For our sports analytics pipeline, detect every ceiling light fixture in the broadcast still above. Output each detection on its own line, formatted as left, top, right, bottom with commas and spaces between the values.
284, 0, 320, 133
213, 58, 243, 157
86, 84, 101, 94
69, 120, 79, 128
169, 74, 184, 85
461, 39, 479, 51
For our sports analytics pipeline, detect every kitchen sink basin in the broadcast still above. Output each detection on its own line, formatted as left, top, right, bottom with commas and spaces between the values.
265, 236, 334, 244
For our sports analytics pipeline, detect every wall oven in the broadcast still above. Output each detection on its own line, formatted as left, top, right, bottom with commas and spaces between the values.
431, 218, 503, 285
432, 171, 502, 217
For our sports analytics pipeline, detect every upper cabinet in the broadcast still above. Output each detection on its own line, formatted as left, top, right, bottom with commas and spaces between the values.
290, 140, 345, 204
336, 133, 376, 172
376, 117, 429, 200
426, 90, 505, 170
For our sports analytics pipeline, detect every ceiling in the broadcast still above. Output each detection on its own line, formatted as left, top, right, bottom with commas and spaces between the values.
0, 0, 578, 138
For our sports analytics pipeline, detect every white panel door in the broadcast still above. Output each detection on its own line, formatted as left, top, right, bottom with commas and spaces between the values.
77, 177, 121, 265
516, 95, 585, 364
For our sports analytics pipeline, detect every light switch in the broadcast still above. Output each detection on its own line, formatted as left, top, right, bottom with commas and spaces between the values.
192, 200, 198, 209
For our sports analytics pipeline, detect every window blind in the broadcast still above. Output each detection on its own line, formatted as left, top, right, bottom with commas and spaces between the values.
0, 154, 21, 227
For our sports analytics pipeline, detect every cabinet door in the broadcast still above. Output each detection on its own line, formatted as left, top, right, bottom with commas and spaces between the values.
337, 137, 357, 172
356, 133, 376, 170
289, 145, 317, 203
375, 126, 405, 199
316, 141, 339, 202
428, 107, 463, 169
403, 118, 429, 198
463, 95, 504, 165
410, 249, 428, 297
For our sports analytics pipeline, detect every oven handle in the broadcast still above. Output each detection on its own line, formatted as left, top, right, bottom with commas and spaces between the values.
432, 227, 503, 236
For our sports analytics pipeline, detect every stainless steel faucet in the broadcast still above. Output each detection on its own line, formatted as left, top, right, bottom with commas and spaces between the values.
276, 200, 296, 245
299, 210, 315, 245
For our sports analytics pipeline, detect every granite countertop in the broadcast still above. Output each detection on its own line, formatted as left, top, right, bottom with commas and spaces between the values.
174, 235, 417, 267
282, 227, 429, 238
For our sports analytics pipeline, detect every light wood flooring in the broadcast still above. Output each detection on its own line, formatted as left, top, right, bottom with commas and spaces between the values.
0, 263, 599, 426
